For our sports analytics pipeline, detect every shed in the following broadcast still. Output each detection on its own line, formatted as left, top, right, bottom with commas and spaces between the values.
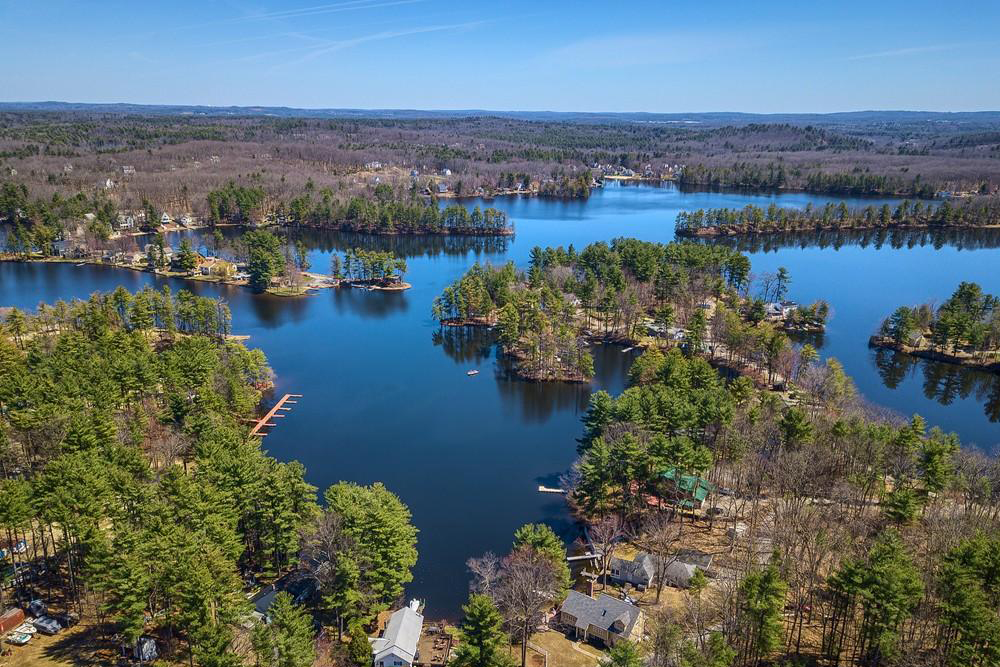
661, 560, 698, 589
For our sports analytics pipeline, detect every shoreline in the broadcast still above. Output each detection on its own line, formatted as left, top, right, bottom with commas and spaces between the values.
869, 335, 1000, 374
0, 255, 412, 297
677, 222, 1000, 239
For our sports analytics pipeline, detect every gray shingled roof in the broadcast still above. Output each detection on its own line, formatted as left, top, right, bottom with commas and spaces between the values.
609, 552, 656, 584
371, 606, 423, 664
561, 591, 641, 636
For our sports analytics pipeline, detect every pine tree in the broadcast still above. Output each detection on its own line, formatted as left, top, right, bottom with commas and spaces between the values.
251, 592, 316, 667
324, 482, 418, 614
608, 640, 642, 667
347, 621, 372, 667
512, 523, 570, 595
452, 594, 514, 667
735, 560, 786, 666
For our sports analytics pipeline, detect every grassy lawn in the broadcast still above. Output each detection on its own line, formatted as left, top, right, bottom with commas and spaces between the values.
529, 629, 605, 667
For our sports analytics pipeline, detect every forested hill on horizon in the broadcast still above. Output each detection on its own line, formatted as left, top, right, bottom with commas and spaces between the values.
4, 101, 1000, 126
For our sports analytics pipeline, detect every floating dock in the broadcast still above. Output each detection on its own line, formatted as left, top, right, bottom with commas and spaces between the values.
538, 486, 566, 494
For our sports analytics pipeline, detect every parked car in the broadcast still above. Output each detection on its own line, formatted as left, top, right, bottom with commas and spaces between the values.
12, 540, 27, 555
32, 616, 61, 635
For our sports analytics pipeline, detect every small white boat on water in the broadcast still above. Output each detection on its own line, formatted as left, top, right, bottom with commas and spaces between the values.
622, 346, 634, 353
467, 370, 479, 376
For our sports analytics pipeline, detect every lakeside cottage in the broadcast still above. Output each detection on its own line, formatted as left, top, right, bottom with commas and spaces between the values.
559, 591, 643, 647
659, 468, 714, 509
765, 301, 798, 320
371, 600, 423, 667
609, 553, 656, 590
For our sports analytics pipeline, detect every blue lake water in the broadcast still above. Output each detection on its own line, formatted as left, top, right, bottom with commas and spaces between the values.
1, 181, 997, 617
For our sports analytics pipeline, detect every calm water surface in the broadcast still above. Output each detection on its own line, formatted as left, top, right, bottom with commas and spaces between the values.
1, 182, 998, 617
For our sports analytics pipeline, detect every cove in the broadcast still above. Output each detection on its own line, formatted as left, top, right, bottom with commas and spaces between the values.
1, 181, 997, 619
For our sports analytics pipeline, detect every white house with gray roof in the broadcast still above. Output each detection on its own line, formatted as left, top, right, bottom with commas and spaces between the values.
371, 601, 423, 667
559, 591, 644, 647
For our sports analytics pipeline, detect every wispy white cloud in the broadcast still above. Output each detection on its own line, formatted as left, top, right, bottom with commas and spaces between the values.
225, 20, 486, 71
133, 0, 426, 39
225, 0, 426, 25
289, 21, 483, 66
845, 42, 987, 61
537, 31, 761, 70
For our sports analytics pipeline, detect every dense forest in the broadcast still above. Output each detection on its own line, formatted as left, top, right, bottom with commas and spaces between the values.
874, 282, 1000, 370
677, 162, 942, 197
2, 111, 999, 224
675, 198, 1000, 237
0, 290, 419, 666
568, 333, 1000, 667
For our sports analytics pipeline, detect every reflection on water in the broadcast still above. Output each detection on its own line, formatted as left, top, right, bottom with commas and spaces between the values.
873, 348, 1000, 423
5, 181, 1000, 616
330, 285, 410, 319
277, 228, 510, 261
431, 326, 495, 365
708, 226, 1000, 254
494, 343, 635, 424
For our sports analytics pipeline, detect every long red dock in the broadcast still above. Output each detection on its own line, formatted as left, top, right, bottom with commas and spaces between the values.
249, 393, 302, 437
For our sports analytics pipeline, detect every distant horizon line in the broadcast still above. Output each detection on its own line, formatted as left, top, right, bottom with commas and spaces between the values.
2, 101, 1000, 117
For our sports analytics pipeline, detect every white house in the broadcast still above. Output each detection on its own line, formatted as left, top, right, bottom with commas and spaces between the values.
160, 212, 172, 225
765, 301, 798, 320
371, 601, 423, 667
122, 165, 136, 176
442, 168, 452, 176
117, 214, 135, 230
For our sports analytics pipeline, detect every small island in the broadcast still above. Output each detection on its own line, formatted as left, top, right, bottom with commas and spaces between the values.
432, 239, 826, 385
870, 281, 1000, 373
1, 229, 411, 297
674, 198, 1000, 238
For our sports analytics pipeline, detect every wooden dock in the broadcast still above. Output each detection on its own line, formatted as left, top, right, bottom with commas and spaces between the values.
538, 485, 566, 494
249, 393, 301, 437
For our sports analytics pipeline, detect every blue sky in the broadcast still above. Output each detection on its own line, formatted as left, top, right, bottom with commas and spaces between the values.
2, 0, 999, 112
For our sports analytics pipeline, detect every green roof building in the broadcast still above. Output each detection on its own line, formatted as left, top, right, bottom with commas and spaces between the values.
659, 468, 715, 509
